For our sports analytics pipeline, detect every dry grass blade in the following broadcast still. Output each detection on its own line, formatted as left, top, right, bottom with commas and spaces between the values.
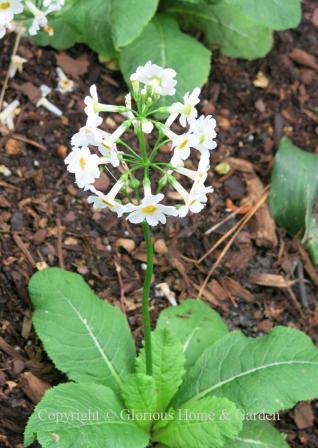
198, 191, 268, 298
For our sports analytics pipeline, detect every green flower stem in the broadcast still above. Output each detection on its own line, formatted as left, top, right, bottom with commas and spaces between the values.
142, 221, 153, 375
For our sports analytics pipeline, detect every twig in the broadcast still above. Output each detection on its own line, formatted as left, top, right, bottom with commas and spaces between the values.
11, 133, 46, 151
13, 233, 36, 267
204, 205, 247, 236
0, 30, 22, 111
56, 218, 64, 269
198, 192, 268, 298
114, 256, 127, 315
296, 260, 309, 307
295, 238, 318, 287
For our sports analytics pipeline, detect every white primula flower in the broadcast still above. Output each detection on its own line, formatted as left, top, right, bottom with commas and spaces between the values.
130, 61, 177, 97
127, 193, 178, 226
84, 84, 125, 120
36, 84, 62, 116
97, 120, 131, 168
87, 182, 125, 217
176, 157, 210, 185
71, 115, 103, 148
172, 179, 213, 217
0, 23, 5, 38
0, 99, 20, 130
8, 55, 27, 78
170, 132, 196, 166
0, 0, 23, 26
43, 0, 64, 7
56, 67, 74, 93
26, 0, 58, 36
190, 115, 217, 156
166, 88, 200, 128
65, 146, 102, 189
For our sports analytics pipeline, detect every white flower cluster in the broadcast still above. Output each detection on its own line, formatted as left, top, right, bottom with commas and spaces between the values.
0, 0, 64, 38
65, 61, 217, 227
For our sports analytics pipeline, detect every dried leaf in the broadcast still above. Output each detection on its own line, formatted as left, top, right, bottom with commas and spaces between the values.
249, 272, 296, 288
56, 53, 90, 80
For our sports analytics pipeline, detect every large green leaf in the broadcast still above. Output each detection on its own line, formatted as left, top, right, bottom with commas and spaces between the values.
224, 420, 289, 447
31, 0, 158, 57
166, 2, 273, 59
225, 0, 301, 30
153, 396, 243, 448
120, 15, 211, 104
157, 299, 228, 369
111, 0, 159, 48
28, 268, 135, 391
121, 373, 158, 431
24, 383, 149, 448
270, 137, 318, 264
136, 328, 185, 412
173, 326, 318, 413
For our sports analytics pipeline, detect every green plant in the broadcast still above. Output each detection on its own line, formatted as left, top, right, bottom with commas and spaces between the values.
29, 0, 302, 101
24, 65, 318, 447
25, 268, 318, 447
270, 137, 318, 264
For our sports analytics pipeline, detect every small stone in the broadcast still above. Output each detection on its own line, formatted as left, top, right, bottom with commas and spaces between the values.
11, 211, 24, 230
0, 164, 11, 177
115, 238, 136, 252
253, 71, 269, 89
5, 138, 23, 156
215, 162, 231, 176
154, 239, 168, 255
56, 144, 68, 159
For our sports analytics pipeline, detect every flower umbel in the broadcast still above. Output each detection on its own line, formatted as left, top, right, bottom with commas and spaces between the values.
66, 61, 217, 226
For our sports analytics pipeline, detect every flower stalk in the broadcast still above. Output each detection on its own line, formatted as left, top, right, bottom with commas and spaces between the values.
141, 221, 153, 375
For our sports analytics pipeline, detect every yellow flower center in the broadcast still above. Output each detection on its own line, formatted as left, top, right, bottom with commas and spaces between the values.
0, 2, 11, 9
142, 205, 157, 214
79, 156, 86, 169
149, 76, 162, 87
101, 199, 113, 208
199, 134, 205, 144
44, 25, 54, 35
62, 79, 71, 87
183, 104, 192, 116
178, 138, 189, 150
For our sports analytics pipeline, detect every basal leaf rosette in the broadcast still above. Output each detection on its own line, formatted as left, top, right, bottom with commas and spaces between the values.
65, 61, 217, 227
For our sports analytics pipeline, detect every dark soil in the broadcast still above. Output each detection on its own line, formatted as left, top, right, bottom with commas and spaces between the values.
1, 1, 318, 447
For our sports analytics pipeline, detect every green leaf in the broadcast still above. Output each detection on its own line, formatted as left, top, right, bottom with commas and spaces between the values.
225, 0, 301, 30
224, 420, 289, 447
157, 299, 228, 369
28, 268, 135, 391
166, 2, 273, 59
270, 137, 318, 264
121, 373, 158, 431
153, 396, 243, 448
111, 0, 159, 49
24, 382, 149, 448
173, 326, 318, 413
136, 328, 185, 411
120, 15, 211, 104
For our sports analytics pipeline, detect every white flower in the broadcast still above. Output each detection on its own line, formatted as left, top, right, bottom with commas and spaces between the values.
190, 115, 217, 155
170, 131, 196, 166
84, 85, 125, 120
65, 146, 102, 189
97, 121, 131, 167
8, 55, 27, 78
176, 157, 210, 185
166, 88, 200, 128
126, 193, 178, 226
0, 0, 23, 26
0, 23, 5, 38
71, 115, 103, 148
172, 179, 213, 217
26, 0, 62, 36
87, 181, 125, 216
56, 67, 74, 93
123, 94, 153, 134
130, 61, 177, 97
36, 84, 62, 116
0, 99, 20, 130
